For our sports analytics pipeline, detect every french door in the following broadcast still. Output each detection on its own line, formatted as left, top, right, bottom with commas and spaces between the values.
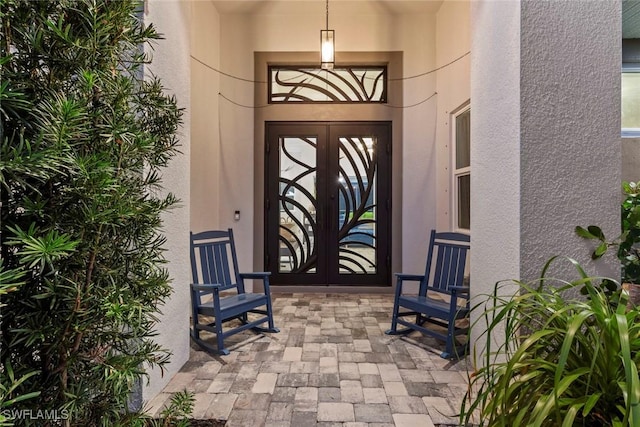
265, 122, 391, 286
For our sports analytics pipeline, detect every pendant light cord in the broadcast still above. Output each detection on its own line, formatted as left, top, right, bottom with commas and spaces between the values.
326, 0, 329, 31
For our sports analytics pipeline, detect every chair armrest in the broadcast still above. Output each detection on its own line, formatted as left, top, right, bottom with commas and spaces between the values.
191, 283, 236, 292
191, 283, 223, 291
240, 272, 272, 279
394, 274, 425, 297
450, 285, 470, 295
395, 274, 425, 281
448, 286, 471, 311
239, 272, 274, 295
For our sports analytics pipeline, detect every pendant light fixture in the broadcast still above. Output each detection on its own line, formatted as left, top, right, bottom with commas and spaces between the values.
320, 0, 335, 70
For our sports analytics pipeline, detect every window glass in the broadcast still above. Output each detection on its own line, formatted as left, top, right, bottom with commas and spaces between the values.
457, 174, 470, 230
453, 106, 470, 231
622, 72, 640, 129
622, 39, 640, 135
456, 109, 471, 169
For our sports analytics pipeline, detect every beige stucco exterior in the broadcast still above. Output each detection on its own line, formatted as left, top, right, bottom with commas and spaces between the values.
190, 2, 452, 280
143, 0, 192, 401
144, 0, 630, 401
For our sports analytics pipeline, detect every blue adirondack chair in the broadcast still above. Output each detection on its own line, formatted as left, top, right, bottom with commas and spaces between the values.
386, 230, 470, 359
190, 229, 279, 355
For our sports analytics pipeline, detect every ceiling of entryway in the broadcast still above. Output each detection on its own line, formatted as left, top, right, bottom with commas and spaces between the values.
210, 0, 640, 38
211, 0, 444, 15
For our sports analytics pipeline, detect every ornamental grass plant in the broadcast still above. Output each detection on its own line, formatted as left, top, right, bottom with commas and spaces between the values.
461, 257, 640, 427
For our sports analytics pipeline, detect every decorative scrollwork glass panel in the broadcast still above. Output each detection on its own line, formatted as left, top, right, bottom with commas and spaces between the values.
269, 66, 387, 103
338, 136, 377, 274
279, 137, 317, 273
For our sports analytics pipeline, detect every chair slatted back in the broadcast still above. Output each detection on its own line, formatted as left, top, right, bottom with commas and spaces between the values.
420, 230, 470, 296
190, 229, 243, 304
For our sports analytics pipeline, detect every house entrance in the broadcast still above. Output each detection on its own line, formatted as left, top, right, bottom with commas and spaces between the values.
265, 122, 391, 286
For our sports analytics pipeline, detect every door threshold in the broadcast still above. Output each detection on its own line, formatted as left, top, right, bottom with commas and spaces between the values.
268, 285, 393, 294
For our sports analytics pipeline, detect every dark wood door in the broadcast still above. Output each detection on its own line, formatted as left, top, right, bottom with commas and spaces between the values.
265, 122, 391, 286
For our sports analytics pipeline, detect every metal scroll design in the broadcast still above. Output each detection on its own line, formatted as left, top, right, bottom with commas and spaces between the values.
279, 138, 317, 273
270, 67, 387, 103
338, 137, 376, 274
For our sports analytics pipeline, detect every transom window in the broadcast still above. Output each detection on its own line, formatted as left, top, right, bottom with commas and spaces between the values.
269, 66, 387, 103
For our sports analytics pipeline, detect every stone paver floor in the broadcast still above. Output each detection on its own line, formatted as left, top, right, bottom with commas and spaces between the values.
146, 294, 472, 426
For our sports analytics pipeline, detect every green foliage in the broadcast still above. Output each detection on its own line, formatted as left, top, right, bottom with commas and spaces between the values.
461, 257, 640, 427
0, 265, 41, 427
119, 391, 194, 427
0, 362, 42, 427
154, 391, 194, 427
575, 181, 640, 284
620, 181, 640, 283
0, 260, 26, 298
1, 0, 182, 425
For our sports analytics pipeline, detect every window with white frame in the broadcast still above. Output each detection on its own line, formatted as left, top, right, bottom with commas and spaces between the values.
452, 106, 470, 231
623, 39, 640, 137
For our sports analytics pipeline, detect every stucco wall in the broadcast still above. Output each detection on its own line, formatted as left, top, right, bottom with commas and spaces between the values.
191, 1, 221, 233
213, 3, 439, 278
622, 138, 640, 182
470, 0, 522, 356
435, 0, 471, 232
519, 0, 621, 282
143, 0, 192, 402
471, 0, 621, 356
217, 12, 257, 275
399, 13, 438, 274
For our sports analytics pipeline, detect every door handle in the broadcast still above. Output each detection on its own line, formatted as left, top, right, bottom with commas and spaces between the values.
329, 195, 336, 231
318, 205, 323, 231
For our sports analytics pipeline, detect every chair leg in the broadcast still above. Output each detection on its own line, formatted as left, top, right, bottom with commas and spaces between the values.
265, 298, 280, 333
190, 293, 201, 341
441, 320, 466, 360
191, 316, 200, 341
385, 302, 400, 335
385, 282, 402, 335
190, 318, 230, 355
250, 303, 280, 333
214, 318, 230, 355
385, 304, 412, 335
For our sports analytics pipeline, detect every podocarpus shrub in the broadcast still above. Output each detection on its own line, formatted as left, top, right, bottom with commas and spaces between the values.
1, 0, 182, 425
461, 257, 640, 427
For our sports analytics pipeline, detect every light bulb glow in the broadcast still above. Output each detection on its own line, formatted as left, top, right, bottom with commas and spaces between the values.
320, 30, 334, 70
322, 41, 334, 62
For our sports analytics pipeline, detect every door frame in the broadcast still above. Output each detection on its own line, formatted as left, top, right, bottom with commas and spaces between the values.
265, 121, 392, 287
253, 51, 403, 293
